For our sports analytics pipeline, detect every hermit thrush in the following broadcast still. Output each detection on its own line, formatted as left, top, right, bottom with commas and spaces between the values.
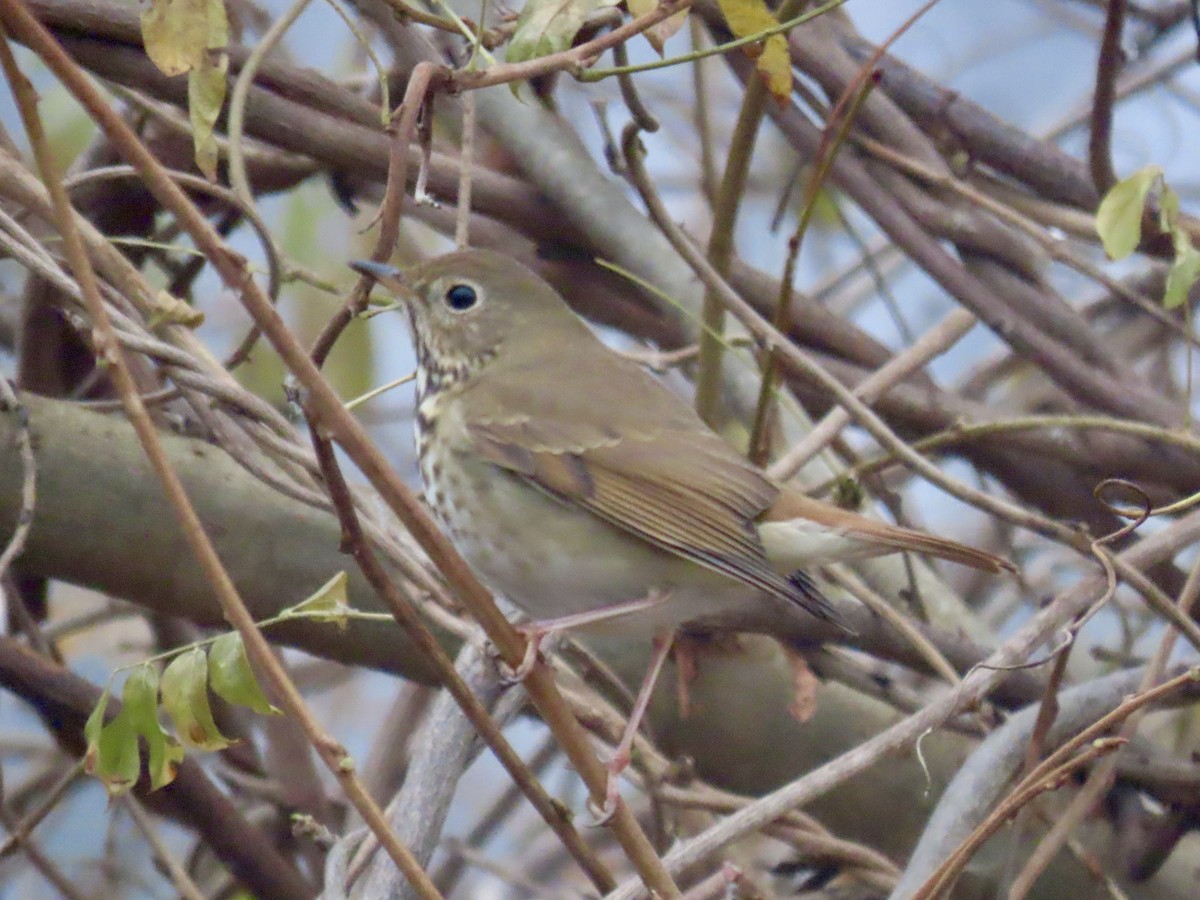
351, 250, 1011, 640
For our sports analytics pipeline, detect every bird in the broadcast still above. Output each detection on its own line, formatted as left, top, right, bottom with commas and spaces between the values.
351, 249, 1011, 807
352, 248, 1009, 629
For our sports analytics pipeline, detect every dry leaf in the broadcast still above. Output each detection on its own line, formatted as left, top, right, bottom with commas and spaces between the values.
187, 51, 228, 181
141, 0, 228, 76
627, 0, 689, 55
716, 0, 792, 102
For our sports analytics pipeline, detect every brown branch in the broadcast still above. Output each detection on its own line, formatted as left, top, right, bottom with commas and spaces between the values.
834, 24, 1099, 208
309, 63, 448, 369
1089, 0, 1127, 193
723, 49, 1186, 429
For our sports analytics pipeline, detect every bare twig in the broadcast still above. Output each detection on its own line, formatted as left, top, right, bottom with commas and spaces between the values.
1089, 0, 1128, 193
454, 90, 475, 249
768, 304, 976, 481
121, 795, 206, 900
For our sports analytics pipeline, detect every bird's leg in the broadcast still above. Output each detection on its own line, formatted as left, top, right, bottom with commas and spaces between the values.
589, 628, 676, 825
499, 589, 672, 682
674, 634, 700, 719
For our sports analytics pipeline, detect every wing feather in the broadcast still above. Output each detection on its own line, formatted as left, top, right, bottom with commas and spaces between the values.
467, 419, 842, 623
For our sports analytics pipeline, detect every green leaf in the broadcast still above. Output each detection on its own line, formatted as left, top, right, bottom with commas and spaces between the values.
187, 51, 228, 181
84, 688, 110, 748
161, 648, 233, 750
1165, 229, 1200, 310
122, 666, 185, 790
1159, 184, 1181, 234
285, 571, 351, 629
716, 0, 792, 103
507, 0, 621, 64
141, 0, 229, 77
209, 633, 280, 716
85, 669, 184, 797
84, 689, 140, 798
1095, 166, 1161, 260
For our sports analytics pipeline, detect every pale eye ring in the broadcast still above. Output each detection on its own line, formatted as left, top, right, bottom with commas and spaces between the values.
444, 283, 478, 311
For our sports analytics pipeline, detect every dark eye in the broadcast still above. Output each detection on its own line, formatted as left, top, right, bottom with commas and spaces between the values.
444, 283, 478, 311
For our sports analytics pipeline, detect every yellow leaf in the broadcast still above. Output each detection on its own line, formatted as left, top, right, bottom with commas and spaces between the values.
627, 0, 688, 55
716, 0, 792, 102
188, 51, 228, 181
1095, 165, 1160, 260
141, 0, 228, 77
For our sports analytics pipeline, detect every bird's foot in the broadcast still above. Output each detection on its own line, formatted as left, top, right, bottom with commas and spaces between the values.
584, 630, 677, 826
492, 625, 547, 684
493, 591, 673, 683
584, 749, 629, 827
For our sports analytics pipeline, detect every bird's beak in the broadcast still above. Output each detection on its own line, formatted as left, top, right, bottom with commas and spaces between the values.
349, 259, 410, 296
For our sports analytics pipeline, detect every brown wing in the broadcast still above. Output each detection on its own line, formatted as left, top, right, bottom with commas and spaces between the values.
468, 417, 842, 625
452, 327, 844, 624
765, 492, 1014, 573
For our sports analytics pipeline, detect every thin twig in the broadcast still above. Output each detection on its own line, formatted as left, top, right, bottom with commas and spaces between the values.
311, 63, 447, 369
453, 0, 693, 91
122, 795, 206, 900
694, 0, 807, 426
689, 17, 718, 206
768, 308, 976, 481
0, 760, 83, 859
376, 0, 501, 47
0, 799, 89, 900
825, 567, 960, 686
818, 413, 1200, 494
227, 0, 316, 212
911, 738, 1125, 900
579, 0, 847, 83
750, 71, 877, 464
1005, 552, 1200, 898
61, 164, 284, 369
454, 90, 475, 249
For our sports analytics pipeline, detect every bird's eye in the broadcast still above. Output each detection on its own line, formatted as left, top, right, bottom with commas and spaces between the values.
444, 283, 478, 311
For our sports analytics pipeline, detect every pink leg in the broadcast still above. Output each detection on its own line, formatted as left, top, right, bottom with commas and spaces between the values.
674, 634, 700, 719
501, 590, 672, 683
590, 629, 676, 824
